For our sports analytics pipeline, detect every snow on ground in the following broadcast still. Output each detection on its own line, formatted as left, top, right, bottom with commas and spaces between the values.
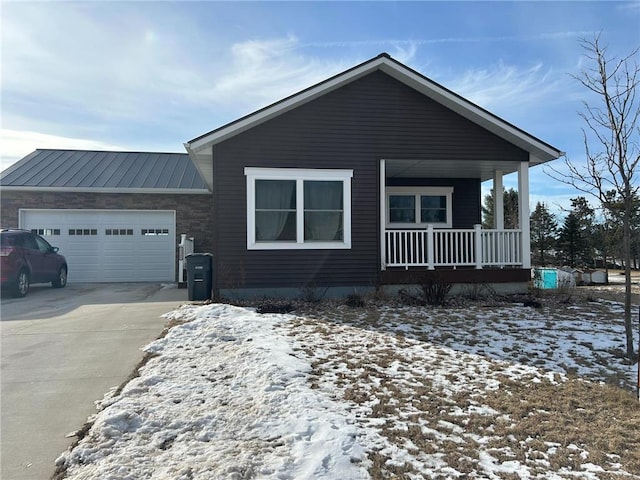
57, 304, 368, 480
56, 299, 640, 479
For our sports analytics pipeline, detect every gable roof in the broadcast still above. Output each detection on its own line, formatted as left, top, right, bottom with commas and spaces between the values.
0, 149, 209, 193
185, 53, 564, 189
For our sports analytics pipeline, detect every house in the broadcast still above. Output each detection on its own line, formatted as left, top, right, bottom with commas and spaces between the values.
1, 53, 563, 297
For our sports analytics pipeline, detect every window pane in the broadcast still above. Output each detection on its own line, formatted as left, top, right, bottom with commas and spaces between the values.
35, 236, 51, 253
389, 195, 414, 209
255, 179, 296, 242
256, 211, 296, 241
305, 212, 343, 241
23, 236, 38, 250
256, 180, 296, 209
421, 195, 446, 209
389, 195, 415, 223
304, 180, 344, 241
304, 181, 343, 210
421, 209, 447, 223
420, 195, 447, 223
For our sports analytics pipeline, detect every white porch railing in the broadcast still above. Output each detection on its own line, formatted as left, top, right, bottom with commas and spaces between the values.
384, 225, 523, 270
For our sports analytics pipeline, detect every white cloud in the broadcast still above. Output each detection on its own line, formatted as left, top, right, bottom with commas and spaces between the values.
206, 36, 353, 111
1, 3, 362, 128
445, 62, 566, 112
617, 2, 640, 10
0, 129, 127, 172
1, 4, 372, 165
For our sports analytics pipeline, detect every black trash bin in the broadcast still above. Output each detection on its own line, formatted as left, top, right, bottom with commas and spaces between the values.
186, 253, 213, 301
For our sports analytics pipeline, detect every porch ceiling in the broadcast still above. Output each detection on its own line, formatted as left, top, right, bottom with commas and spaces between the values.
385, 159, 523, 182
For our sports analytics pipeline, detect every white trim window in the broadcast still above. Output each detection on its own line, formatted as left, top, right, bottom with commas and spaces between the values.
245, 167, 353, 250
386, 186, 453, 228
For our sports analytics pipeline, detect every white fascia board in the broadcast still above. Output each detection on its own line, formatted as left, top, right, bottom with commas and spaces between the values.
188, 57, 388, 153
0, 186, 211, 194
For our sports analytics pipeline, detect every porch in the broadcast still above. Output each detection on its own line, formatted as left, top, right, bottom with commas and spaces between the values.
379, 158, 533, 274
384, 226, 523, 270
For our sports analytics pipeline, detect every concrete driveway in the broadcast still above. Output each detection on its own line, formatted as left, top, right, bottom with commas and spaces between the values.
1, 282, 187, 480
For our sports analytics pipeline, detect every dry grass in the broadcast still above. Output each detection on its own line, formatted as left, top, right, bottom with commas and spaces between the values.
288, 295, 640, 479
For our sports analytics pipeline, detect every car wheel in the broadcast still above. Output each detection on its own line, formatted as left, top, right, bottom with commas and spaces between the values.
13, 270, 30, 297
52, 266, 68, 288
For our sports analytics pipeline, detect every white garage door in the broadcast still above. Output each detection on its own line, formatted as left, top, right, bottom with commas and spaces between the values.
20, 209, 175, 283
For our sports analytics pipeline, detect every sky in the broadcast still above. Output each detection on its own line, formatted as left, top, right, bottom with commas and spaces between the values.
1, 1, 639, 215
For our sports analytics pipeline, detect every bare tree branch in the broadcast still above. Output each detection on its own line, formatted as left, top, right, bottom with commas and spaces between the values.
546, 34, 640, 360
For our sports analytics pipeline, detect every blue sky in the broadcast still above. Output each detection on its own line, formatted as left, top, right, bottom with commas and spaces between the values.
2, 1, 639, 215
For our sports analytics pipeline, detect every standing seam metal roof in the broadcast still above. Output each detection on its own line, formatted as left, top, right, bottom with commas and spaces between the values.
0, 149, 209, 191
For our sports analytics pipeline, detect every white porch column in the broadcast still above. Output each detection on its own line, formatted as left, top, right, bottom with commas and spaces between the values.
518, 160, 531, 269
474, 224, 483, 269
380, 159, 386, 271
493, 170, 504, 230
426, 224, 435, 270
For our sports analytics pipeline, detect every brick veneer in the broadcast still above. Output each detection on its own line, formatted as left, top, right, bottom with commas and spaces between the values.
0, 191, 214, 281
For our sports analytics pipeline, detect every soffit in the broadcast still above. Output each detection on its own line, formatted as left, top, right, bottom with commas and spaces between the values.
385, 159, 526, 182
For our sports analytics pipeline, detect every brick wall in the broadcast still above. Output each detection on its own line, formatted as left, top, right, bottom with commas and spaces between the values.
0, 191, 214, 280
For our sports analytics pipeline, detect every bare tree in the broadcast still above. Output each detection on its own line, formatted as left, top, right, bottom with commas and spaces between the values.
548, 34, 639, 360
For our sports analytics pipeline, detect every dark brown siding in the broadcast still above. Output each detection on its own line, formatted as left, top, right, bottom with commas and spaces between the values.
0, 191, 214, 280
214, 71, 527, 290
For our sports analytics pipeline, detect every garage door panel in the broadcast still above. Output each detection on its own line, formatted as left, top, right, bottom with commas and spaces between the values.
21, 210, 175, 283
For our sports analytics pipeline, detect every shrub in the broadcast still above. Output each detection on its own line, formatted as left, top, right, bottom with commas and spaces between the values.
399, 273, 452, 306
256, 300, 295, 314
345, 293, 366, 308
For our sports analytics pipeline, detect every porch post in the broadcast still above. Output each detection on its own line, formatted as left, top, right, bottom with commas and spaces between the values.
474, 224, 483, 269
493, 170, 504, 230
426, 224, 435, 270
380, 159, 386, 271
518, 160, 531, 268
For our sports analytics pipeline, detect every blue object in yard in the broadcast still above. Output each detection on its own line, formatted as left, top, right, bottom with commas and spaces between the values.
534, 268, 558, 289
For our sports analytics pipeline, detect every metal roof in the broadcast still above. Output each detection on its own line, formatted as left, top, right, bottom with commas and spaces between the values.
0, 149, 210, 193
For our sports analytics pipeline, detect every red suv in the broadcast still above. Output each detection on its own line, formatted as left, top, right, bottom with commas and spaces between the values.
0, 229, 68, 297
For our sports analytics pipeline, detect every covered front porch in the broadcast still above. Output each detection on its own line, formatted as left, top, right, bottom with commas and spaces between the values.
379, 157, 533, 275
385, 225, 523, 269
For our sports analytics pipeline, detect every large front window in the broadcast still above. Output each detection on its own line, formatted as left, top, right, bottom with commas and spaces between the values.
245, 168, 352, 249
386, 186, 453, 228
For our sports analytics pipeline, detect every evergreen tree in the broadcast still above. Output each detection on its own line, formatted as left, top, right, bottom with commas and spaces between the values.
557, 197, 595, 267
558, 213, 582, 267
530, 202, 557, 266
571, 196, 596, 264
482, 187, 519, 229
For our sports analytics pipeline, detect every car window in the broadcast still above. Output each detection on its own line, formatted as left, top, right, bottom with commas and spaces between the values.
34, 235, 52, 253
22, 235, 38, 250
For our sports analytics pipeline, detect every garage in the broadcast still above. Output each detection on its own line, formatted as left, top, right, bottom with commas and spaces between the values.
0, 149, 214, 284
20, 209, 176, 283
